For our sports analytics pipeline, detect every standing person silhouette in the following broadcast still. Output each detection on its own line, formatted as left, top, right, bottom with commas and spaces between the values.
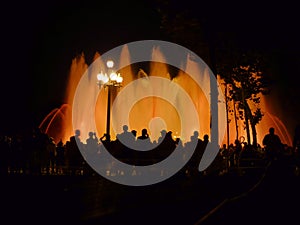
184, 131, 206, 177
137, 128, 149, 140
136, 128, 152, 150
86, 132, 98, 156
263, 127, 283, 160
116, 125, 136, 148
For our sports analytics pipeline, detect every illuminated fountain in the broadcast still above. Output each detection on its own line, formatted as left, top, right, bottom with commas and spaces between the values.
39, 45, 292, 147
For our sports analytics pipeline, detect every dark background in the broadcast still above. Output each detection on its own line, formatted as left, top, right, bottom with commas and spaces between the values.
1, 0, 299, 137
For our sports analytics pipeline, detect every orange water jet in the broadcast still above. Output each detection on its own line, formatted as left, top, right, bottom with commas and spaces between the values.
40, 47, 292, 147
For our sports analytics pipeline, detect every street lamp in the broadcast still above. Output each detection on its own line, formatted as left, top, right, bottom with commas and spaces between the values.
97, 60, 123, 141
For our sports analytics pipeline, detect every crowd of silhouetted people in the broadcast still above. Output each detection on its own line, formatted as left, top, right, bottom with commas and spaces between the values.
1, 124, 300, 177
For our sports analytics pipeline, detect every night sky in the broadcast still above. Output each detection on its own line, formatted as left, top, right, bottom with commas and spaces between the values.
1, 0, 300, 137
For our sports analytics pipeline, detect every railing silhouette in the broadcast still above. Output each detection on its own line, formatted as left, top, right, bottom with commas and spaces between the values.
3, 154, 273, 178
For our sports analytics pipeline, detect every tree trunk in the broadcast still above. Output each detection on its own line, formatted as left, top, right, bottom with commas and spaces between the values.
233, 99, 239, 141
251, 122, 258, 147
241, 88, 251, 145
245, 101, 257, 147
225, 84, 230, 147
244, 105, 251, 145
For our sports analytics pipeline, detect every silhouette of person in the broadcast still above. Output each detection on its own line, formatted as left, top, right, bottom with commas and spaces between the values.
65, 129, 84, 174
56, 140, 65, 167
136, 128, 152, 150
138, 128, 150, 140
112, 125, 136, 160
69, 129, 83, 150
47, 137, 56, 173
184, 131, 207, 177
86, 131, 98, 155
220, 144, 227, 157
84, 131, 99, 174
175, 137, 183, 148
185, 131, 201, 151
234, 139, 242, 167
157, 130, 167, 144
131, 130, 137, 140
100, 133, 110, 147
202, 134, 209, 147
263, 127, 283, 160
116, 125, 136, 148
155, 130, 176, 160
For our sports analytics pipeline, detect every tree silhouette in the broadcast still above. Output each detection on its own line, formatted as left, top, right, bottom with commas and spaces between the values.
221, 53, 270, 146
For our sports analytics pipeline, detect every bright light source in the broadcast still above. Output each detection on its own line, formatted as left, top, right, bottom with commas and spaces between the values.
97, 72, 104, 81
97, 60, 122, 87
110, 72, 118, 81
102, 75, 109, 83
116, 75, 123, 83
106, 60, 114, 68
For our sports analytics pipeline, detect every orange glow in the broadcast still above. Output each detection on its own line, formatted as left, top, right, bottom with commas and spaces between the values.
40, 48, 292, 147
218, 78, 293, 146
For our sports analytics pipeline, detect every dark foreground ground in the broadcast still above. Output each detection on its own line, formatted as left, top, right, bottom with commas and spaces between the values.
2, 159, 300, 225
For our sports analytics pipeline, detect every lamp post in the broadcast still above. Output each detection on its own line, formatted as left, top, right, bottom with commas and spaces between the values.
97, 60, 123, 141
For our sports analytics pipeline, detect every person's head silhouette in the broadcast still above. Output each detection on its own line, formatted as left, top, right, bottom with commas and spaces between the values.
190, 131, 199, 142
167, 131, 172, 137
58, 140, 63, 147
269, 127, 275, 135
160, 129, 167, 136
142, 128, 148, 137
131, 130, 137, 137
123, 125, 129, 132
75, 129, 81, 137
193, 131, 199, 138
203, 134, 209, 142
